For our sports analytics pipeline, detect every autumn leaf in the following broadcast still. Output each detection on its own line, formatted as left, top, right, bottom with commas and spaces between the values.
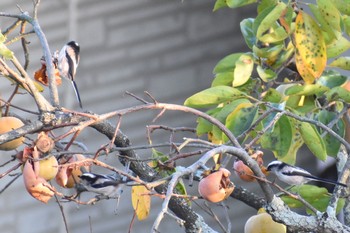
131, 185, 151, 221
34, 63, 61, 86
294, 11, 326, 83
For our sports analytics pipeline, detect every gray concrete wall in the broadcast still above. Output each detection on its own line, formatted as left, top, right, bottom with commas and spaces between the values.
0, 1, 256, 232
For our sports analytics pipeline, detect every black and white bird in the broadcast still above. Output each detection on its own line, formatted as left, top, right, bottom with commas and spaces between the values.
57, 41, 82, 108
267, 161, 347, 187
79, 172, 130, 197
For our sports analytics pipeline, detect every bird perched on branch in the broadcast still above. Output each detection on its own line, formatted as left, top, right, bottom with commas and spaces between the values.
267, 160, 347, 187
57, 41, 82, 108
79, 172, 130, 197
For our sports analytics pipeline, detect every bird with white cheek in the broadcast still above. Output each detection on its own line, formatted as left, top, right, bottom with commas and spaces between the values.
79, 172, 131, 210
57, 41, 82, 108
79, 172, 129, 198
267, 161, 347, 187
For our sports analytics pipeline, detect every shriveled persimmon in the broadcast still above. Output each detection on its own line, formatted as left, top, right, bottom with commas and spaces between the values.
234, 150, 264, 182
198, 168, 234, 203
56, 154, 90, 188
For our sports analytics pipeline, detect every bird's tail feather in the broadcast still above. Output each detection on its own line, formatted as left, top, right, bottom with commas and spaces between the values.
306, 174, 347, 187
71, 80, 82, 108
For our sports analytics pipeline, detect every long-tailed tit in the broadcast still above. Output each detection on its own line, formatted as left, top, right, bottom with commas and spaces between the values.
58, 41, 82, 108
79, 172, 130, 197
267, 161, 347, 187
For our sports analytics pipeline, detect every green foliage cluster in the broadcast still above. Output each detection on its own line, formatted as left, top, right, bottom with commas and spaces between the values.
185, 0, 350, 165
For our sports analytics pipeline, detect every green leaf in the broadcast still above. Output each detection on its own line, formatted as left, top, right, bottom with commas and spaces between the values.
272, 41, 295, 68
253, 5, 275, 34
0, 33, 5, 43
226, 0, 257, 8
283, 118, 304, 164
175, 177, 188, 197
317, 70, 347, 88
34, 81, 44, 92
326, 36, 350, 58
212, 72, 233, 87
282, 185, 345, 214
299, 122, 327, 161
212, 99, 250, 140
258, 0, 278, 13
262, 88, 283, 103
256, 2, 287, 39
253, 43, 284, 59
317, 110, 345, 156
151, 149, 168, 162
184, 86, 244, 108
240, 18, 256, 49
284, 84, 329, 96
317, 0, 341, 32
233, 54, 254, 87
196, 108, 221, 136
286, 95, 317, 114
224, 103, 258, 142
330, 0, 350, 15
260, 115, 297, 163
0, 33, 13, 59
213, 0, 228, 11
281, 195, 303, 208
326, 86, 350, 103
309, 4, 337, 43
236, 78, 259, 95
0, 44, 14, 59
344, 16, 350, 36
259, 26, 289, 43
213, 53, 243, 74
257, 65, 277, 82
196, 117, 212, 136
329, 57, 350, 70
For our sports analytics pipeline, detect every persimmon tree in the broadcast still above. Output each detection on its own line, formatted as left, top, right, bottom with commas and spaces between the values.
1, 0, 350, 233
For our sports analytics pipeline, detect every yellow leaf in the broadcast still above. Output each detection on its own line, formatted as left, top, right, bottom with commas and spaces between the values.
295, 48, 316, 84
213, 153, 221, 170
294, 11, 326, 83
131, 185, 151, 221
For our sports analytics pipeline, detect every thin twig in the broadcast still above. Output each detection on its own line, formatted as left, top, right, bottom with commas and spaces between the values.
0, 163, 21, 179
203, 202, 227, 233
0, 173, 21, 194
221, 202, 231, 232
144, 91, 158, 104
108, 115, 122, 151
129, 200, 138, 233
4, 84, 20, 116
54, 194, 70, 233
5, 30, 34, 46
33, 0, 41, 19
20, 21, 30, 70
125, 91, 148, 104
2, 19, 21, 36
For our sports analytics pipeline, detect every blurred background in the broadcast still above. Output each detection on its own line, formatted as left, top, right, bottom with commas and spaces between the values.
0, 0, 270, 232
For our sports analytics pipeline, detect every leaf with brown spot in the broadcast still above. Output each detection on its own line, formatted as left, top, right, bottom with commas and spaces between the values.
294, 11, 326, 83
